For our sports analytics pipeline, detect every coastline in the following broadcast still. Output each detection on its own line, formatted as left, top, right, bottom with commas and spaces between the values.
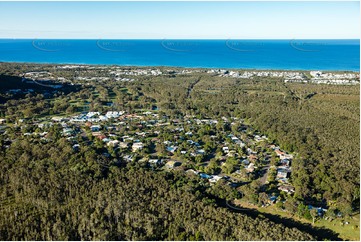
0, 61, 359, 73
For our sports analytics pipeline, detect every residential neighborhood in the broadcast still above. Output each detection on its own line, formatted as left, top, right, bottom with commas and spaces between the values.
208, 69, 359, 85
0, 104, 300, 208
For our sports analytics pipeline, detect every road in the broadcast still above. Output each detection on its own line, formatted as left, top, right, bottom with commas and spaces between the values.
186, 77, 201, 98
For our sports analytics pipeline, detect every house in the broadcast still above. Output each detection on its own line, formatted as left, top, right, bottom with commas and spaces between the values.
136, 132, 146, 137
39, 132, 48, 137
308, 205, 327, 216
96, 134, 107, 140
92, 131, 102, 137
186, 140, 194, 145
196, 149, 205, 155
119, 142, 129, 149
245, 163, 255, 173
241, 159, 250, 165
209, 175, 222, 183
107, 126, 116, 131
91, 125, 101, 132
280, 153, 293, 160
151, 137, 159, 142
199, 173, 212, 179
310, 71, 322, 77
102, 138, 110, 143
107, 140, 120, 147
276, 168, 289, 179
254, 135, 262, 142
280, 159, 291, 167
92, 132, 106, 140
123, 154, 133, 162
238, 141, 246, 147
231, 136, 238, 141
165, 160, 181, 169
275, 149, 285, 157
277, 178, 289, 184
222, 147, 229, 153
60, 122, 68, 128
194, 142, 200, 147
86, 112, 100, 118
227, 150, 237, 157
99, 115, 108, 121
278, 185, 295, 194
106, 111, 124, 118
248, 154, 258, 161
186, 169, 198, 175
62, 128, 73, 136
231, 136, 240, 143
268, 195, 278, 204
166, 146, 177, 153
72, 144, 80, 151
51, 117, 64, 122
148, 159, 162, 167
247, 148, 257, 155
143, 111, 152, 116
132, 142, 144, 152
122, 135, 133, 142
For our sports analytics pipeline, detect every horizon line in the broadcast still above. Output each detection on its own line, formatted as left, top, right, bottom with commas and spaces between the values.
0, 38, 360, 40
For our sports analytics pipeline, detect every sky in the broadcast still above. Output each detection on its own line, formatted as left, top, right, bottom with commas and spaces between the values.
0, 1, 359, 39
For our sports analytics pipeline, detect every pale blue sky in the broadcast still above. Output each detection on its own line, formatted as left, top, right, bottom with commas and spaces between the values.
0, 1, 359, 39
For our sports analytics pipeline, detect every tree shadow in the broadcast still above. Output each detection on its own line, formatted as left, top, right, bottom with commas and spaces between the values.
220, 200, 342, 241
0, 75, 82, 103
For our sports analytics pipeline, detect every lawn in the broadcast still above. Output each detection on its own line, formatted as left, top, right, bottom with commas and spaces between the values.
234, 199, 360, 241
315, 214, 359, 241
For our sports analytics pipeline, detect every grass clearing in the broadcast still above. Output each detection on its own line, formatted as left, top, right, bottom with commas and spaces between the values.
234, 199, 360, 241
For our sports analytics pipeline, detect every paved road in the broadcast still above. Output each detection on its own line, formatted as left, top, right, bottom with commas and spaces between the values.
186, 77, 201, 98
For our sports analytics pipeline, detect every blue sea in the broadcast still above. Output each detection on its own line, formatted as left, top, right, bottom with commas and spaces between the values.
0, 39, 359, 71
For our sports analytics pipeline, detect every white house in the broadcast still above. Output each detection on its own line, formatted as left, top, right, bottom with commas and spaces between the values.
107, 140, 120, 147
86, 112, 100, 118
209, 175, 223, 183
132, 142, 144, 152
222, 147, 229, 153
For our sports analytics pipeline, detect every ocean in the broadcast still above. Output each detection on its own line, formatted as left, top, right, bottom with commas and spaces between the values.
0, 39, 359, 71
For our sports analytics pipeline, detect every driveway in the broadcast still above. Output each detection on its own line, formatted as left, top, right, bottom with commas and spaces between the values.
259, 165, 270, 185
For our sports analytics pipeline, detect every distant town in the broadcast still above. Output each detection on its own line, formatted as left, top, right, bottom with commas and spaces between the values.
17, 65, 359, 94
